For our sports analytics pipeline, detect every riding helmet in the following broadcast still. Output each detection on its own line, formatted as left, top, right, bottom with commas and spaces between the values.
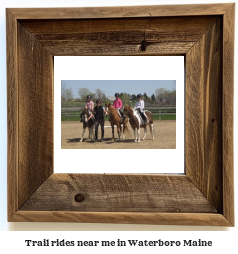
87, 95, 91, 99
115, 93, 119, 97
137, 94, 142, 98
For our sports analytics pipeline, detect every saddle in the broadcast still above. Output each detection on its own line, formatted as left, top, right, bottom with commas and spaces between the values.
117, 109, 127, 122
136, 108, 147, 124
116, 109, 122, 118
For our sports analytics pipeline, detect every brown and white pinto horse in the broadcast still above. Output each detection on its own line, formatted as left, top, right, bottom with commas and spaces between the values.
79, 108, 95, 142
105, 103, 129, 141
123, 105, 154, 142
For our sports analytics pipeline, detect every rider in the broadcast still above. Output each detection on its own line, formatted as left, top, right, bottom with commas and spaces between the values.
134, 94, 147, 124
113, 93, 125, 120
80, 95, 94, 122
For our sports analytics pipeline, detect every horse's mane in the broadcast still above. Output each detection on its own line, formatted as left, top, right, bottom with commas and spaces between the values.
124, 104, 134, 112
105, 103, 117, 112
81, 107, 91, 116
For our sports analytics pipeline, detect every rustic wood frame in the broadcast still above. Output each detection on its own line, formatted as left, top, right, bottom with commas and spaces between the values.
7, 4, 234, 226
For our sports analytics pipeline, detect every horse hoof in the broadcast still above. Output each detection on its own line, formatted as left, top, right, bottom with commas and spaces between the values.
79, 139, 83, 142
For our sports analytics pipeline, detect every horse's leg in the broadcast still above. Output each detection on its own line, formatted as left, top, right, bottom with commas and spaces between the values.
143, 127, 147, 140
134, 128, 139, 142
137, 127, 141, 142
133, 128, 136, 142
122, 124, 125, 140
117, 123, 121, 141
111, 124, 115, 141
80, 127, 86, 142
149, 123, 155, 140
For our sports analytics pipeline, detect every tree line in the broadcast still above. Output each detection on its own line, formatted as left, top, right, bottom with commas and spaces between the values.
61, 85, 176, 105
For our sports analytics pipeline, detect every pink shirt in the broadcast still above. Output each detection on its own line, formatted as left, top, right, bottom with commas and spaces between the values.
113, 99, 122, 109
86, 101, 94, 111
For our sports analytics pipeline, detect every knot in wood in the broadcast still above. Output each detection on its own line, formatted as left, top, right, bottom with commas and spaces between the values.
140, 40, 147, 51
74, 193, 85, 202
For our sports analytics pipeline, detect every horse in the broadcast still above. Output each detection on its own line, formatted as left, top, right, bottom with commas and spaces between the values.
104, 103, 129, 141
123, 104, 154, 142
79, 108, 95, 142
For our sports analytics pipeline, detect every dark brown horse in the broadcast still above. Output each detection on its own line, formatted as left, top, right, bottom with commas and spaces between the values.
79, 108, 95, 142
123, 105, 154, 142
105, 103, 129, 141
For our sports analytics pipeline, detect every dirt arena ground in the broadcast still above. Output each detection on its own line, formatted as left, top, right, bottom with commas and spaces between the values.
61, 120, 176, 149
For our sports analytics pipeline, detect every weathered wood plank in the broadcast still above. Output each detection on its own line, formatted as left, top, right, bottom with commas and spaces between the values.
20, 174, 217, 213
185, 18, 223, 212
222, 3, 235, 226
6, 9, 18, 221
19, 16, 219, 56
18, 23, 54, 208
20, 16, 218, 34
8, 4, 233, 19
40, 41, 193, 56
12, 211, 232, 226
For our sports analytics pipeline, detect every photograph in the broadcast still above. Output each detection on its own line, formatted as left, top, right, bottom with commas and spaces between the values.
54, 56, 184, 174
61, 80, 176, 149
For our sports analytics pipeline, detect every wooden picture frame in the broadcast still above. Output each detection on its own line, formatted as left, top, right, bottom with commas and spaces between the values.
7, 3, 234, 226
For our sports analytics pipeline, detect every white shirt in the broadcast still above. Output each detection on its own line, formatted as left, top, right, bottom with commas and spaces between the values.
134, 99, 145, 109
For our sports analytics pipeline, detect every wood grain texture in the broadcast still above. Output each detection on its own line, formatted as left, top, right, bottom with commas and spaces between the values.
20, 174, 217, 213
20, 16, 218, 34
8, 3, 233, 19
222, 4, 235, 226
18, 23, 54, 208
11, 211, 232, 226
7, 9, 18, 221
19, 17, 218, 56
186, 18, 222, 212
6, 4, 234, 225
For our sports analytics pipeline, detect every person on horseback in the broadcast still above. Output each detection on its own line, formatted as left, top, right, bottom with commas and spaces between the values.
113, 93, 125, 120
80, 95, 94, 122
134, 94, 147, 124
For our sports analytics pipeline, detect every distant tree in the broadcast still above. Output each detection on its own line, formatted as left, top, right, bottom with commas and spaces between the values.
151, 93, 156, 102
130, 94, 137, 101
155, 87, 176, 104
78, 88, 95, 101
120, 93, 130, 102
155, 88, 168, 104
65, 88, 74, 101
143, 92, 153, 104
94, 88, 107, 102
61, 83, 66, 101
61, 83, 73, 101
170, 88, 176, 104
143, 92, 149, 100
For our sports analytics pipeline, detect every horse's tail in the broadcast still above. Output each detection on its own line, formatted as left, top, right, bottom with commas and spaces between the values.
145, 110, 154, 137
145, 110, 153, 124
123, 117, 130, 135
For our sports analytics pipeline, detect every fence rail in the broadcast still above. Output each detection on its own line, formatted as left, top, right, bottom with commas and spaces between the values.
61, 106, 176, 121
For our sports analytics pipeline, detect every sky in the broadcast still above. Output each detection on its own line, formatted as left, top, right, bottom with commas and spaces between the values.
62, 80, 176, 99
